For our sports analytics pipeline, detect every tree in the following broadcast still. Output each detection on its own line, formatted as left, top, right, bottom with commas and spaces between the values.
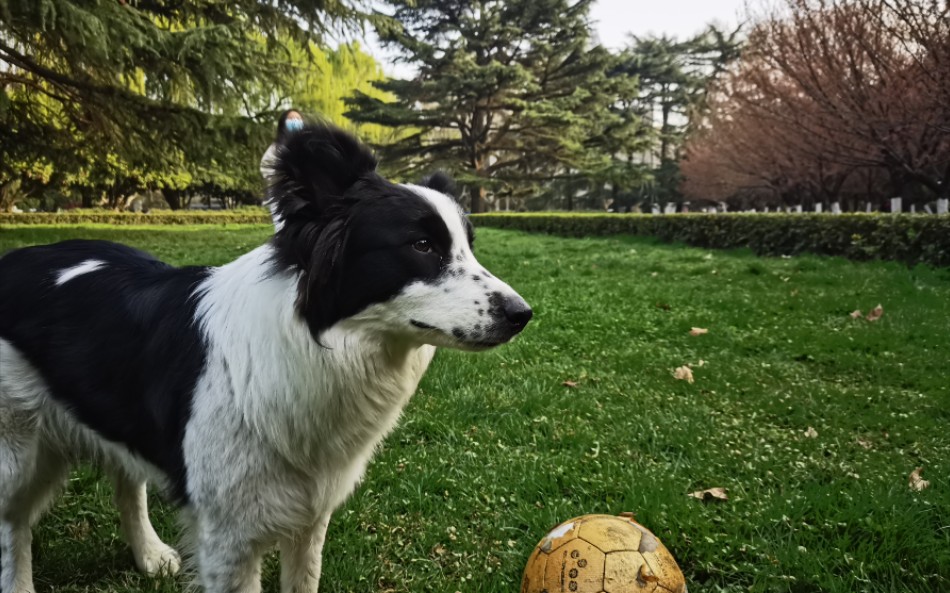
616, 27, 742, 208
347, 0, 645, 212
278, 42, 400, 147
0, 0, 366, 208
681, 0, 950, 212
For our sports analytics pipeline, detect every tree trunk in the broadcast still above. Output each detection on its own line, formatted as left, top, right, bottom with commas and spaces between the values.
80, 188, 97, 208
469, 154, 489, 213
468, 185, 485, 213
887, 169, 906, 213
660, 86, 672, 162
165, 189, 183, 210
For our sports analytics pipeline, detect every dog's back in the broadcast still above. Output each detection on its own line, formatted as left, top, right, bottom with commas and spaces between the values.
0, 239, 210, 500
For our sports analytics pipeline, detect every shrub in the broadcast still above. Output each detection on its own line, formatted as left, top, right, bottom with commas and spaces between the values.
470, 213, 950, 267
0, 209, 271, 226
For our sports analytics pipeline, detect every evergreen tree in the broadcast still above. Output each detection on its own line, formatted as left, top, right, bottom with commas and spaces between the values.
0, 0, 365, 208
618, 27, 742, 207
348, 0, 644, 212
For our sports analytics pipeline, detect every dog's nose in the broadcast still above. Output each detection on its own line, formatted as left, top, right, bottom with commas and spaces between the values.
503, 296, 533, 329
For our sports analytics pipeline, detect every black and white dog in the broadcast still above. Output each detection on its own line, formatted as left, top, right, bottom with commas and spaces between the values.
0, 123, 531, 592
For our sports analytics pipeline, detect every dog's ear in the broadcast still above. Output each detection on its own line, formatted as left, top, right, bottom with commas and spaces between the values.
269, 123, 379, 221
419, 171, 458, 198
268, 123, 379, 343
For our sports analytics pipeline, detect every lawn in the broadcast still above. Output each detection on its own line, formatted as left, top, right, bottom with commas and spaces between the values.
1, 224, 948, 593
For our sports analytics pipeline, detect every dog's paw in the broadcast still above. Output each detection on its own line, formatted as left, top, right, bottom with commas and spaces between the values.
135, 542, 182, 577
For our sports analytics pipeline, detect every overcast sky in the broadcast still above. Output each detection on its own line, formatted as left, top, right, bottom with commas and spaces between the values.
590, 0, 747, 48
364, 0, 748, 76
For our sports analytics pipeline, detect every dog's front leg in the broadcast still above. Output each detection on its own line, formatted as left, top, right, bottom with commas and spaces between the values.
279, 513, 331, 593
196, 519, 264, 593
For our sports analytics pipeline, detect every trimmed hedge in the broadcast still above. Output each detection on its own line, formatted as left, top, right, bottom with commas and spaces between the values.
0, 209, 272, 226
4, 210, 947, 267
470, 213, 950, 267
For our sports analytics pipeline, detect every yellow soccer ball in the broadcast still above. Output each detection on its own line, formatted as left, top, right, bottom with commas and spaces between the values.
521, 513, 687, 593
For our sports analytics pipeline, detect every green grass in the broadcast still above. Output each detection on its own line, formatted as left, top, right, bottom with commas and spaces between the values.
2, 224, 948, 593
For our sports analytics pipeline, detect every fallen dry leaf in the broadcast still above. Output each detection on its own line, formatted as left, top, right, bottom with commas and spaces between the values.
866, 304, 884, 322
688, 487, 728, 502
689, 327, 709, 336
909, 467, 930, 492
673, 366, 694, 384
850, 310, 863, 319
804, 427, 818, 438
856, 438, 873, 449
656, 302, 672, 311
562, 380, 578, 388
697, 359, 706, 367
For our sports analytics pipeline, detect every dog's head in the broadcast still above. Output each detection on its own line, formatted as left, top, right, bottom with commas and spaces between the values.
267, 122, 531, 350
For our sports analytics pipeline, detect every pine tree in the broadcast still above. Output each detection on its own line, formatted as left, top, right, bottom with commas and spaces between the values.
0, 0, 366, 208
618, 27, 742, 207
347, 0, 644, 212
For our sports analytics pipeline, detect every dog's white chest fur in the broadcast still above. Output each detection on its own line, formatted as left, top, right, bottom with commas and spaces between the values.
185, 245, 435, 531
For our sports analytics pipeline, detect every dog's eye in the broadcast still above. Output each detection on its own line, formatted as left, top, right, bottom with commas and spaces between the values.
412, 239, 433, 253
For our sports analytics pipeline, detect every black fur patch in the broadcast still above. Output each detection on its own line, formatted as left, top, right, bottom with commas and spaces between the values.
420, 171, 458, 197
268, 122, 458, 340
0, 240, 209, 503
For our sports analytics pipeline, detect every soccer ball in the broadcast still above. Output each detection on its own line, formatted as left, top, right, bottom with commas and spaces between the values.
521, 513, 687, 593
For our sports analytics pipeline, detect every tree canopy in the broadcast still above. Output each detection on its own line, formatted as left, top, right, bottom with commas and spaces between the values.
615, 27, 741, 208
348, 0, 648, 212
680, 0, 950, 212
0, 0, 371, 209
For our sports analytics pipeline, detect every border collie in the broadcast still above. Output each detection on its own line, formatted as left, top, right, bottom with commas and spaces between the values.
0, 123, 531, 592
